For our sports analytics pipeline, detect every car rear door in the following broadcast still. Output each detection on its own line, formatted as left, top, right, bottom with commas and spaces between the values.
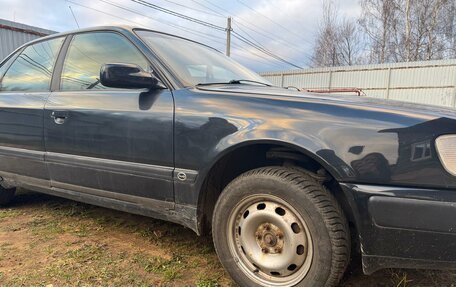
44, 31, 175, 204
0, 37, 64, 186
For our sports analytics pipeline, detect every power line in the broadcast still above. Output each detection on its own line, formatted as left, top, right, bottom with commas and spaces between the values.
69, 5, 80, 28
237, 0, 311, 39
233, 21, 312, 61
130, 0, 225, 31
189, 0, 226, 17
68, 0, 226, 49
66, 2, 277, 69
129, 0, 303, 68
96, 0, 226, 42
67, 0, 301, 69
231, 50, 285, 69
234, 18, 314, 57
233, 22, 313, 64
229, 40, 291, 68
191, 0, 291, 63
232, 31, 303, 69
234, 23, 268, 49
193, 0, 312, 62
231, 26, 296, 67
158, 0, 225, 18
68, 0, 148, 27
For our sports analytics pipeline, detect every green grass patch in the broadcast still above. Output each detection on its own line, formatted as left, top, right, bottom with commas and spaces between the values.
133, 253, 184, 281
0, 209, 20, 219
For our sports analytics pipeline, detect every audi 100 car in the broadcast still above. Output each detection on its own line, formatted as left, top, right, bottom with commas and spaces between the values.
0, 26, 455, 287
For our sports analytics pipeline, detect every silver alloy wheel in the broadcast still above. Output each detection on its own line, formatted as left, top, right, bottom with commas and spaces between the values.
227, 194, 313, 286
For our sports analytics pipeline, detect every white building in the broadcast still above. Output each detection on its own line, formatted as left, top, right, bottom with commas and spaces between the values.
0, 19, 55, 61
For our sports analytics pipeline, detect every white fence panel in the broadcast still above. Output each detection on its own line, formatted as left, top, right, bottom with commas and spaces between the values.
260, 59, 456, 108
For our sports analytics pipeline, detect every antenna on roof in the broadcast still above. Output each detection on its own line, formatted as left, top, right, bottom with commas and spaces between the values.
69, 5, 80, 28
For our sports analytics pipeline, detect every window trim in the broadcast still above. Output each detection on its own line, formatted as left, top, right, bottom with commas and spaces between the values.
54, 30, 171, 92
0, 36, 66, 93
51, 35, 72, 92
0, 47, 24, 86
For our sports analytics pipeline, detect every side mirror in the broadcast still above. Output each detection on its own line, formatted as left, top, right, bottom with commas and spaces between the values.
100, 63, 161, 89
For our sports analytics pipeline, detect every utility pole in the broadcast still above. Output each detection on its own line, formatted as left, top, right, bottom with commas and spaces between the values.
226, 17, 232, 57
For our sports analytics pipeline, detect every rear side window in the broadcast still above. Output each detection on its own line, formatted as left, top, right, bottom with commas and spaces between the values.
0, 51, 19, 81
60, 32, 149, 91
0, 37, 64, 92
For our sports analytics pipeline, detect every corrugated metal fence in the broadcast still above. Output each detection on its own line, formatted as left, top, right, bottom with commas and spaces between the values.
260, 59, 456, 108
0, 19, 56, 61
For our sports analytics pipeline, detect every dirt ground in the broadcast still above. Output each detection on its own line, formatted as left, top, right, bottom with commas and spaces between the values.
0, 190, 455, 287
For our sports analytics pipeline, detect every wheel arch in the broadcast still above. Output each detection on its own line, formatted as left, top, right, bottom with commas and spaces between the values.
195, 139, 356, 235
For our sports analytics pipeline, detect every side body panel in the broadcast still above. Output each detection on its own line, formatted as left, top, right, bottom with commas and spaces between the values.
0, 38, 63, 183
44, 89, 175, 201
0, 92, 49, 181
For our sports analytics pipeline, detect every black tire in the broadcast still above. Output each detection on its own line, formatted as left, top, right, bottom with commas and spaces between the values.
0, 186, 15, 206
212, 167, 350, 287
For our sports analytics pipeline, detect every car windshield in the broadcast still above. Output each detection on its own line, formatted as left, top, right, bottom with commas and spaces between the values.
137, 30, 271, 87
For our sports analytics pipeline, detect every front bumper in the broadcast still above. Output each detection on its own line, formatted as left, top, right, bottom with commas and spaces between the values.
340, 183, 456, 274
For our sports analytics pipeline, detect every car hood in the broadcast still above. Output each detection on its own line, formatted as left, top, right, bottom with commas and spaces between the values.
195, 84, 456, 120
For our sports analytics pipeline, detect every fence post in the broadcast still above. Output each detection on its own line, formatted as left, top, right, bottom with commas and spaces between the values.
386, 68, 392, 99
280, 73, 285, 88
453, 77, 456, 108
328, 70, 333, 89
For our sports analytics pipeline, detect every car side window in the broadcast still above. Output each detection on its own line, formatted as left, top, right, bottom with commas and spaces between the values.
0, 37, 64, 92
0, 51, 19, 81
61, 32, 149, 91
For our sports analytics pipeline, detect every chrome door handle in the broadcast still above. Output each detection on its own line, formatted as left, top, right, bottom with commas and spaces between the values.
51, 111, 69, 125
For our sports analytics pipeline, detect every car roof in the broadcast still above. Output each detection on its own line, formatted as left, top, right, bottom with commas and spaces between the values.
22, 25, 217, 52
22, 25, 133, 45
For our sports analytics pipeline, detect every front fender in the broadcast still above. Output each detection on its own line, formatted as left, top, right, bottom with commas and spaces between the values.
173, 88, 456, 207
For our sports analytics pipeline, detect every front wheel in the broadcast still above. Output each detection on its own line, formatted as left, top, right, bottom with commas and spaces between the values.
212, 167, 350, 287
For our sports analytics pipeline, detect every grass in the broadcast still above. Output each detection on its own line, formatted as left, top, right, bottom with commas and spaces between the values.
134, 253, 185, 281
0, 208, 19, 219
0, 191, 232, 287
0, 190, 454, 287
196, 278, 220, 287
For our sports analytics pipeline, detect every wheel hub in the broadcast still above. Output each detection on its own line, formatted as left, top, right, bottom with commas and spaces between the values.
255, 223, 284, 254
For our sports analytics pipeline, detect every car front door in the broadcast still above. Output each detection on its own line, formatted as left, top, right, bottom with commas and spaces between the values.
0, 37, 64, 186
44, 31, 175, 204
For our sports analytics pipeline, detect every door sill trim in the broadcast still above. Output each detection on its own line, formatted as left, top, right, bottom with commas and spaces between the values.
52, 181, 174, 209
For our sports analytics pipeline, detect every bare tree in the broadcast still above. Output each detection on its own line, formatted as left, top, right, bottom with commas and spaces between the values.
337, 19, 365, 65
360, 0, 456, 63
359, 0, 399, 63
312, 0, 340, 67
313, 0, 455, 67
404, 0, 411, 61
312, 1, 365, 67
447, 1, 456, 58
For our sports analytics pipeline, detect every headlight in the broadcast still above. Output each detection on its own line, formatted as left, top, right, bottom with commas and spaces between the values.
435, 135, 456, 176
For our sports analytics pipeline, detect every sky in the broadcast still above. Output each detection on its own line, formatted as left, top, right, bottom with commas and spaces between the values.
0, 0, 361, 72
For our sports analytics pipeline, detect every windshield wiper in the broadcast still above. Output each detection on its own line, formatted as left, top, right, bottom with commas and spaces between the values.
196, 79, 272, 87
228, 79, 271, 86
86, 78, 100, 90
